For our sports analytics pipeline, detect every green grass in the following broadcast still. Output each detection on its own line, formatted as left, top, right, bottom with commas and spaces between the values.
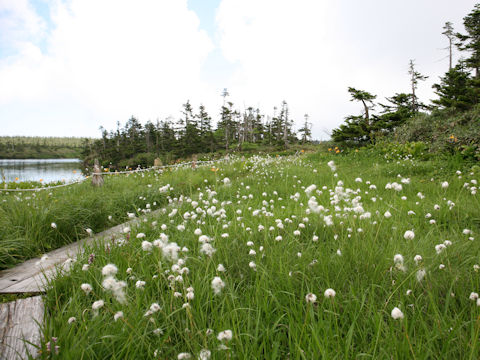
0, 161, 249, 270
5, 151, 480, 358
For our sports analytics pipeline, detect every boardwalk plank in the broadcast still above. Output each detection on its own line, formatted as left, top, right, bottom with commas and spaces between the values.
0, 212, 144, 294
0, 296, 44, 360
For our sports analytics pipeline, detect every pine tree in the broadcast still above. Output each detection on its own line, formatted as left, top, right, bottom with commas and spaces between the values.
408, 60, 428, 114
432, 61, 479, 110
347, 87, 376, 125
376, 93, 414, 134
456, 4, 480, 78
298, 114, 312, 143
197, 105, 214, 153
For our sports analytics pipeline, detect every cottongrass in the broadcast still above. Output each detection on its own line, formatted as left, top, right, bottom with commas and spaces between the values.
37, 153, 480, 358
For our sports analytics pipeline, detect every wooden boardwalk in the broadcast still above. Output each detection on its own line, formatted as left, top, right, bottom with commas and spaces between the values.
0, 296, 44, 360
0, 215, 145, 294
0, 212, 150, 359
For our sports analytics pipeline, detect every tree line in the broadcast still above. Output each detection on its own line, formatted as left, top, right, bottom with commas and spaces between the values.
0, 136, 87, 159
332, 3, 480, 146
82, 95, 313, 167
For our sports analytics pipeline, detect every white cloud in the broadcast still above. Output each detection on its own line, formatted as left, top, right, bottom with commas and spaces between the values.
0, 0, 214, 136
216, 0, 476, 139
0, 0, 46, 47
0, 0, 476, 139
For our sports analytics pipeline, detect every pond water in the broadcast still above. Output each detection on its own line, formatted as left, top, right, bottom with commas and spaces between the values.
0, 159, 85, 183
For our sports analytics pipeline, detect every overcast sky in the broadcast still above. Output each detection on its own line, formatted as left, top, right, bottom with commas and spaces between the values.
0, 0, 477, 139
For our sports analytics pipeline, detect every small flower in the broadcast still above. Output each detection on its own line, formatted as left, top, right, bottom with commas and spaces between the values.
92, 299, 104, 310
441, 181, 449, 189
414, 255, 422, 265
177, 352, 192, 359
391, 307, 404, 320
469, 292, 479, 301
136, 280, 146, 289
67, 317, 76, 324
114, 311, 123, 321
51, 222, 57, 229
416, 269, 426, 282
217, 264, 226, 272
384, 211, 392, 218
150, 303, 161, 312
198, 349, 211, 360
217, 330, 233, 341
141, 241, 153, 252
81, 283, 93, 295
305, 293, 317, 303
249, 261, 257, 271
200, 243, 216, 257
393, 254, 404, 264
102, 264, 118, 277
403, 230, 415, 240
324, 288, 336, 298
435, 244, 446, 254
211, 276, 225, 295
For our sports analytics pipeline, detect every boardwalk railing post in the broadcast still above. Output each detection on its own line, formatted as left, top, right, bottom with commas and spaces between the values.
192, 155, 197, 169
154, 158, 162, 168
92, 159, 104, 187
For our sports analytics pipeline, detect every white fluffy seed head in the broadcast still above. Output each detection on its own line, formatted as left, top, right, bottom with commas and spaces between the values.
393, 254, 404, 264
102, 264, 118, 277
217, 330, 233, 341
324, 288, 336, 298
211, 276, 225, 295
391, 307, 404, 320
92, 299, 104, 310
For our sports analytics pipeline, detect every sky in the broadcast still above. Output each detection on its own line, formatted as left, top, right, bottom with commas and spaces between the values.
0, 0, 477, 140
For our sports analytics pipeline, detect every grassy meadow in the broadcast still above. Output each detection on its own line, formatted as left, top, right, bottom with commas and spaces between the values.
0, 136, 88, 159
0, 162, 247, 269
11, 150, 476, 359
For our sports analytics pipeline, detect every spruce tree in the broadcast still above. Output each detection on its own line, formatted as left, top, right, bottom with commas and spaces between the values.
456, 4, 480, 78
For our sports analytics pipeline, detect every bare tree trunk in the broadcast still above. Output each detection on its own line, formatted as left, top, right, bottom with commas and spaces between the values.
448, 38, 452, 70
361, 100, 369, 125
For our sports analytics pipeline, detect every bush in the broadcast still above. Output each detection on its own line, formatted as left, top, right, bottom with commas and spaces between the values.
394, 104, 480, 158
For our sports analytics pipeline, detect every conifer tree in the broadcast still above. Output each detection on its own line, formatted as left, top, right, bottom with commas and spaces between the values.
432, 61, 478, 110
347, 87, 376, 125
298, 114, 312, 143
408, 60, 428, 114
456, 4, 480, 78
